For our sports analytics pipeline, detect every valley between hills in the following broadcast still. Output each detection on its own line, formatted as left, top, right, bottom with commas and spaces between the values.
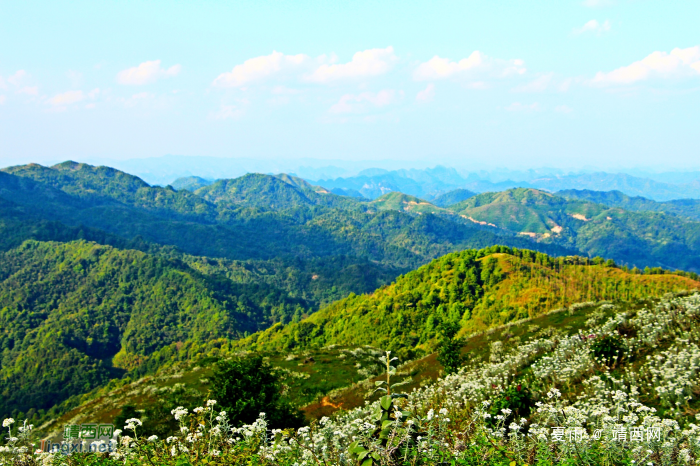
3, 161, 700, 465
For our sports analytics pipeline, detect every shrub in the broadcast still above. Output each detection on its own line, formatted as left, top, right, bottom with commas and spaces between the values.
591, 333, 627, 367
209, 355, 305, 429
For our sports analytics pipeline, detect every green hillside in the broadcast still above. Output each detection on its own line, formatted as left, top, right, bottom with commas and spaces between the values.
0, 162, 574, 266
170, 176, 213, 191
14, 292, 700, 465
4, 161, 700, 441
0, 240, 310, 417
448, 188, 700, 271
244, 246, 700, 356
429, 188, 477, 207
368, 192, 448, 215
558, 188, 700, 221
194, 173, 359, 211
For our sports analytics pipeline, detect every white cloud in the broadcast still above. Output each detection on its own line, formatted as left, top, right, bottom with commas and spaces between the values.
555, 105, 573, 114
306, 47, 397, 83
573, 19, 611, 35
416, 83, 435, 102
513, 73, 554, 92
0, 95, 5, 105
558, 78, 573, 92
88, 88, 100, 99
7, 70, 27, 86
116, 60, 181, 85
212, 103, 246, 120
18, 87, 39, 95
414, 51, 525, 81
122, 92, 154, 107
329, 89, 402, 114
213, 52, 310, 88
505, 102, 541, 112
1, 70, 38, 95
592, 45, 700, 85
48, 90, 85, 106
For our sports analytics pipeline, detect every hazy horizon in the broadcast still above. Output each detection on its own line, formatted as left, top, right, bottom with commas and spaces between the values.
5, 155, 700, 191
2, 0, 699, 170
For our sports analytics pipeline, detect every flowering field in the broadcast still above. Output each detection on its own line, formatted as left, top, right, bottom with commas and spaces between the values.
4, 292, 700, 465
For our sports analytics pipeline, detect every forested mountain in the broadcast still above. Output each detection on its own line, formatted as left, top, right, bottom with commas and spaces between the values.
427, 188, 477, 207
3, 160, 700, 423
0, 162, 573, 267
447, 188, 700, 272
558, 189, 700, 221
244, 246, 700, 357
3, 162, 700, 274
0, 240, 312, 417
170, 176, 213, 192
368, 192, 448, 215
193, 173, 360, 210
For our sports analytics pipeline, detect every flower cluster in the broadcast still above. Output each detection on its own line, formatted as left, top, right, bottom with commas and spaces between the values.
3, 293, 700, 465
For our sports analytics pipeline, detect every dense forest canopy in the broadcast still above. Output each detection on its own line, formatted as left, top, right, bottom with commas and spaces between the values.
2, 161, 700, 425
244, 245, 700, 357
0, 240, 309, 417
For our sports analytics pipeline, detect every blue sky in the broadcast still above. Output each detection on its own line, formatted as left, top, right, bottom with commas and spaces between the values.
1, 0, 699, 170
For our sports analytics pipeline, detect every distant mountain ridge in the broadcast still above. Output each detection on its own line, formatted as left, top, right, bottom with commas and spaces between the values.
1, 161, 575, 268
315, 168, 700, 201
446, 187, 700, 272
557, 189, 700, 221
3, 162, 700, 272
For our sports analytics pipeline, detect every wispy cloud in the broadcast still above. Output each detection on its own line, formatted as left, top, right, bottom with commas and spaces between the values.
555, 105, 573, 114
5, 70, 38, 95
307, 47, 397, 83
573, 19, 611, 35
213, 52, 310, 88
116, 60, 181, 85
121, 92, 154, 107
212, 102, 248, 120
413, 51, 525, 81
47, 88, 99, 110
591, 45, 700, 85
7, 70, 28, 86
512, 73, 554, 92
17, 86, 39, 95
416, 83, 435, 102
329, 89, 402, 114
48, 90, 85, 106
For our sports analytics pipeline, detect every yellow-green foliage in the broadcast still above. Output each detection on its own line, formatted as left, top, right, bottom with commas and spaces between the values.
245, 246, 700, 355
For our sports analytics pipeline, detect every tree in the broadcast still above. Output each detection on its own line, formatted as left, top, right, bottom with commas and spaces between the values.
114, 405, 139, 430
436, 320, 464, 375
210, 355, 305, 429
